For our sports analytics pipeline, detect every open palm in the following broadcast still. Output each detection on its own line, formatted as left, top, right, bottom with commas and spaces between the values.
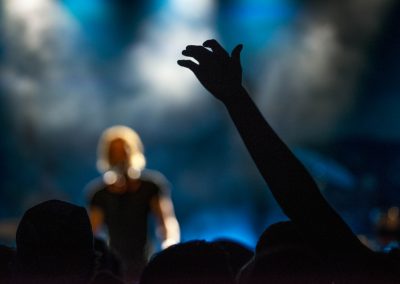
178, 39, 243, 101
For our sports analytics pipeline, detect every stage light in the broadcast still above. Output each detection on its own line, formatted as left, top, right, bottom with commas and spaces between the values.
170, 0, 215, 20
4, 0, 45, 14
3, 0, 78, 52
124, 0, 216, 101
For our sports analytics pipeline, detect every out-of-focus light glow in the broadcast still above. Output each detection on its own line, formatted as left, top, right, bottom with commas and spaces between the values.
127, 167, 141, 179
125, 0, 216, 101
61, 0, 109, 19
388, 207, 400, 222
170, 0, 215, 20
103, 171, 118, 185
182, 210, 257, 248
3, 0, 79, 52
128, 26, 214, 101
4, 0, 51, 51
218, 0, 297, 50
4, 0, 45, 14
295, 149, 356, 189
227, 0, 296, 21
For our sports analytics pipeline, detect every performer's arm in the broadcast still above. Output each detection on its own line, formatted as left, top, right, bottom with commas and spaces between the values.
89, 206, 104, 234
150, 195, 180, 249
178, 39, 366, 253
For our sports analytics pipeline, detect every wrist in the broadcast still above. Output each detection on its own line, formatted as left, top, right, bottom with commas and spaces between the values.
221, 85, 249, 107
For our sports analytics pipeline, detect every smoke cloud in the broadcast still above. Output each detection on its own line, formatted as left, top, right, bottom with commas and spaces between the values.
256, 0, 395, 145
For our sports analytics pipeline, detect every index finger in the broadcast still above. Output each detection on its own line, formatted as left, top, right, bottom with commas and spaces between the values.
203, 39, 229, 58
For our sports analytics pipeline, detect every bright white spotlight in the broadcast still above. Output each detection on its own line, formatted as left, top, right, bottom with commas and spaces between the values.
3, 0, 79, 51
4, 0, 46, 14
170, 0, 215, 20
125, 0, 216, 102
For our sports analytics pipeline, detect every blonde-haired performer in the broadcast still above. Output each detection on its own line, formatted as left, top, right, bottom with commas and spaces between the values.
86, 125, 180, 282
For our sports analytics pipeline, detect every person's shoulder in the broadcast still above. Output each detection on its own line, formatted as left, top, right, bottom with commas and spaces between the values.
84, 176, 107, 201
140, 169, 170, 193
141, 169, 169, 185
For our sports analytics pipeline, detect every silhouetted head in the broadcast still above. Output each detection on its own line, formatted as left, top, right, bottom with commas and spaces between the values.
212, 238, 253, 275
238, 221, 331, 284
240, 246, 330, 284
0, 245, 15, 283
139, 240, 235, 284
15, 200, 95, 283
97, 125, 145, 176
255, 221, 307, 254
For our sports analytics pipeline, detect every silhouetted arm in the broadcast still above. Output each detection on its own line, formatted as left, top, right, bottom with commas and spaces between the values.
178, 39, 367, 254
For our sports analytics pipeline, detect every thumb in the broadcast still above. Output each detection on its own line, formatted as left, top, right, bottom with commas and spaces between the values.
231, 44, 243, 66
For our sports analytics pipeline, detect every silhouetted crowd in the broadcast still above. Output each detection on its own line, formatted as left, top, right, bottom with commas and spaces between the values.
1, 40, 400, 283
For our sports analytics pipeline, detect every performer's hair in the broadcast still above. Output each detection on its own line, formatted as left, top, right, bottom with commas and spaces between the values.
97, 125, 146, 172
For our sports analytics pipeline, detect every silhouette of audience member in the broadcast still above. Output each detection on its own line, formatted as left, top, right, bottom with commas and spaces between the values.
254, 221, 312, 256
238, 221, 331, 284
90, 271, 125, 284
178, 39, 400, 283
139, 240, 235, 284
242, 246, 328, 284
93, 237, 123, 278
86, 125, 180, 282
211, 238, 253, 275
14, 199, 96, 284
0, 245, 15, 283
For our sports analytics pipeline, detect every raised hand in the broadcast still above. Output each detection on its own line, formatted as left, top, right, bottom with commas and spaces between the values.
177, 39, 243, 101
